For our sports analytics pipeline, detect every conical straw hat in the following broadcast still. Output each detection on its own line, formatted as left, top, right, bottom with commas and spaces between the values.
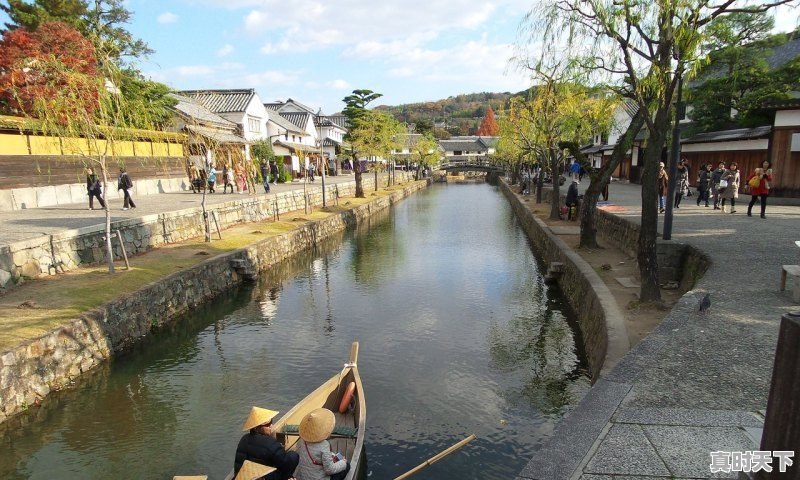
235, 460, 276, 480
242, 406, 279, 431
299, 408, 336, 443
173, 476, 207, 480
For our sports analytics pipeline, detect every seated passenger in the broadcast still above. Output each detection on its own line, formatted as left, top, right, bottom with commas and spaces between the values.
295, 408, 350, 480
234, 406, 299, 480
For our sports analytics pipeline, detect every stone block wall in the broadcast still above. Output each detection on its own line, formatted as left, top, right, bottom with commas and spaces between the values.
0, 178, 427, 423
541, 188, 711, 285
500, 182, 630, 381
0, 173, 413, 290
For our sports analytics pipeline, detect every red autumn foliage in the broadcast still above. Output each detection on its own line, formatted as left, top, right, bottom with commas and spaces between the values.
0, 21, 100, 120
476, 106, 499, 136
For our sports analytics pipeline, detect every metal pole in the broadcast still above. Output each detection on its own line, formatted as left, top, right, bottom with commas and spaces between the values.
318, 113, 327, 207
756, 311, 800, 479
663, 72, 683, 241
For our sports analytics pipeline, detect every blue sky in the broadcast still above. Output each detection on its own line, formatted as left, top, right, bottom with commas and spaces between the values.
3, 1, 799, 116
123, 0, 536, 115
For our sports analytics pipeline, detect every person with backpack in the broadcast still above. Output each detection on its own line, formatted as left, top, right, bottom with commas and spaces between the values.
696, 163, 712, 207
746, 160, 774, 219
117, 167, 136, 210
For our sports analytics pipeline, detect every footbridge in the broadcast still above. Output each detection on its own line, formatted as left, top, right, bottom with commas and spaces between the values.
439, 159, 503, 173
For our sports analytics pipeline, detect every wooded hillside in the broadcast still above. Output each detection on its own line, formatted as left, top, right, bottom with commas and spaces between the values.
376, 91, 518, 136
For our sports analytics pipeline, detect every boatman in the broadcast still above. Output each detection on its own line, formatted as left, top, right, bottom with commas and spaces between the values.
234, 406, 299, 480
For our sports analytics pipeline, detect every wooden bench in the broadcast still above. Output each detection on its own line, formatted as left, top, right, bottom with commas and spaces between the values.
780, 265, 800, 302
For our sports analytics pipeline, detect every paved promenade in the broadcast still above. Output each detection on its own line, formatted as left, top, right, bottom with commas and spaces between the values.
518, 180, 800, 479
0, 174, 372, 246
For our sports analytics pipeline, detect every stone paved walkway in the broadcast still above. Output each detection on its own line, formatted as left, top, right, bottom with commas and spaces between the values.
0, 174, 375, 246
518, 179, 800, 480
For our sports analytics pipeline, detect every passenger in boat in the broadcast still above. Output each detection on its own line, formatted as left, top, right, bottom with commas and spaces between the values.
295, 408, 350, 480
234, 406, 300, 480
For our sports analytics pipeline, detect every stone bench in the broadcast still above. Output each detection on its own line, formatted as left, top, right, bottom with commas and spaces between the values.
780, 264, 800, 302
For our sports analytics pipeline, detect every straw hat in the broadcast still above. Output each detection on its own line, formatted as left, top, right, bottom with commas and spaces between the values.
235, 460, 276, 480
299, 408, 336, 443
242, 406, 279, 432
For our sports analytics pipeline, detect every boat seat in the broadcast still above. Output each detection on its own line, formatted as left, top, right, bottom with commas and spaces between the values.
282, 424, 358, 438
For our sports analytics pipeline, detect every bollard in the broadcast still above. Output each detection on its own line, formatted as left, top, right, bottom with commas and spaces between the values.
756, 311, 800, 479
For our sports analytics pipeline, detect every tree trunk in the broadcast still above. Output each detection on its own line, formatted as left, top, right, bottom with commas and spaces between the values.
637, 107, 671, 303
100, 161, 115, 273
354, 155, 364, 198
548, 149, 562, 220
562, 110, 647, 249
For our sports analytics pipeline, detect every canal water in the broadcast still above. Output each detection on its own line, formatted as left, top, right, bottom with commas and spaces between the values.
0, 183, 591, 480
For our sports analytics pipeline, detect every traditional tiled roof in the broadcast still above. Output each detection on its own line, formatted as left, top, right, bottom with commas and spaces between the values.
478, 136, 499, 148
327, 115, 349, 129
185, 124, 247, 144
266, 110, 304, 134
176, 89, 257, 114
170, 94, 237, 129
280, 112, 312, 130
621, 99, 639, 118
323, 138, 340, 147
0, 114, 186, 141
760, 98, 800, 110
264, 102, 283, 111
438, 138, 488, 153
282, 98, 316, 114
682, 126, 771, 144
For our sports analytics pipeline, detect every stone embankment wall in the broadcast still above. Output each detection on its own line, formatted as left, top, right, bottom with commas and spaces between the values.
504, 185, 712, 380
500, 181, 629, 381
1, 174, 412, 290
0, 178, 427, 423
592, 208, 711, 290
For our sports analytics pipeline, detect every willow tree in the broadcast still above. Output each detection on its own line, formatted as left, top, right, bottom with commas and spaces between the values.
4, 21, 172, 273
503, 70, 607, 220
525, 0, 792, 302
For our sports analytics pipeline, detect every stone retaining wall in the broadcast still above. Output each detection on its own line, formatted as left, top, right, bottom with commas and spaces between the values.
0, 173, 413, 290
0, 178, 428, 423
542, 188, 711, 288
500, 181, 630, 381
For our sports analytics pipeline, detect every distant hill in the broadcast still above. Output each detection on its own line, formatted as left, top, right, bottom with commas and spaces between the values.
376, 91, 520, 136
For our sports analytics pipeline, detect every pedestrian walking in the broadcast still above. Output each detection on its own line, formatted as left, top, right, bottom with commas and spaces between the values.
746, 160, 774, 219
222, 165, 234, 194
657, 162, 668, 213
674, 159, 689, 208
710, 161, 727, 210
720, 162, 740, 213
86, 167, 106, 210
260, 159, 270, 193
697, 163, 712, 207
188, 162, 202, 193
270, 160, 279, 185
234, 163, 246, 193
117, 167, 136, 210
207, 165, 216, 193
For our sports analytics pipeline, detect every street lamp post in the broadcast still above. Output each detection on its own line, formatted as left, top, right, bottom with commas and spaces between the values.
317, 110, 327, 208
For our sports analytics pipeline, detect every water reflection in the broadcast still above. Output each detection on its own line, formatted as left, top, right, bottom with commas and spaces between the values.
2, 184, 590, 480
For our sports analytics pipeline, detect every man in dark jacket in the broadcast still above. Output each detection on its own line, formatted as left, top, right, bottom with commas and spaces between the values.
565, 180, 580, 220
234, 407, 299, 480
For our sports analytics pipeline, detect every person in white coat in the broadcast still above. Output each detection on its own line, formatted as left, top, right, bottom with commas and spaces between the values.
295, 408, 349, 480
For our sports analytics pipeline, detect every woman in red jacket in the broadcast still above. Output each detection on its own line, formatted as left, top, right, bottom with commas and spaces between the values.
746, 160, 773, 219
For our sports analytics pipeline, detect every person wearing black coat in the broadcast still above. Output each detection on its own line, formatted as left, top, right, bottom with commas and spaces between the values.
234, 407, 299, 480
565, 180, 580, 220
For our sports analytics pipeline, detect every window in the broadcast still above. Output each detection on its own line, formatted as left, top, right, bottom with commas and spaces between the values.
248, 117, 261, 133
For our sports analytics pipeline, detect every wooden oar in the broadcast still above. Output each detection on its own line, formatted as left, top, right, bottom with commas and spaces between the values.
393, 434, 477, 480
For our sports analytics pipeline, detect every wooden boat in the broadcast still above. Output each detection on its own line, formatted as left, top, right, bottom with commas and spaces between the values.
226, 341, 366, 480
